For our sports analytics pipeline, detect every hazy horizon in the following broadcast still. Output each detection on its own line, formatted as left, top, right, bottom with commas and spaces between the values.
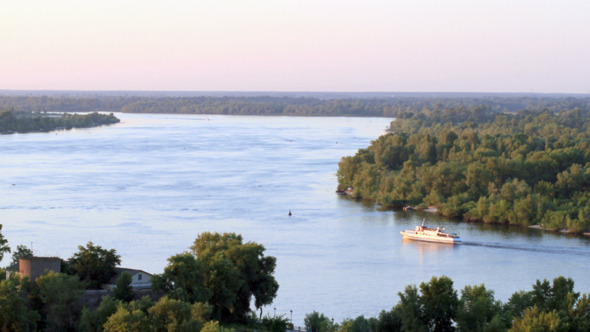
2, 1, 589, 94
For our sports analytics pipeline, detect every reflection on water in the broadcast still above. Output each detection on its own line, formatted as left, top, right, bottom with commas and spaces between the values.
401, 238, 456, 263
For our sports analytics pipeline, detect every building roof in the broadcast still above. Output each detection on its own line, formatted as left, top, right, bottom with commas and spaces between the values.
107, 267, 153, 285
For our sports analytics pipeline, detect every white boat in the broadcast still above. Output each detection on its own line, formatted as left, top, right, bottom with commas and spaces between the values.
400, 220, 461, 244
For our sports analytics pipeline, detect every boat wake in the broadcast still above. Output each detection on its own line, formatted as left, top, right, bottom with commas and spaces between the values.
461, 241, 590, 256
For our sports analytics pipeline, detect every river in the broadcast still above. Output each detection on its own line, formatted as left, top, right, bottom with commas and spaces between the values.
1, 113, 590, 325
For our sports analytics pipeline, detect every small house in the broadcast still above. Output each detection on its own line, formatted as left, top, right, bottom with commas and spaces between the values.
103, 267, 153, 290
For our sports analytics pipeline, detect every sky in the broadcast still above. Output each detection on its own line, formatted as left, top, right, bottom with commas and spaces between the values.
1, 0, 589, 93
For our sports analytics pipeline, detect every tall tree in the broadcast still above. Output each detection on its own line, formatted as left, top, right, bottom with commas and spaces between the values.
394, 285, 427, 332
190, 232, 279, 322
456, 284, 503, 332
68, 241, 121, 289
419, 276, 458, 332
113, 271, 135, 302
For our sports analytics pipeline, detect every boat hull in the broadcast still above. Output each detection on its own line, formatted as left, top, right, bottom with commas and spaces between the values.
400, 231, 462, 244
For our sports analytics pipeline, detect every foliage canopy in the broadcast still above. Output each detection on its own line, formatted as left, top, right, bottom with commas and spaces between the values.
338, 106, 590, 232
68, 241, 121, 289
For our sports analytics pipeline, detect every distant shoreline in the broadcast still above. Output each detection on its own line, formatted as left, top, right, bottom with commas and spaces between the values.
3, 92, 590, 118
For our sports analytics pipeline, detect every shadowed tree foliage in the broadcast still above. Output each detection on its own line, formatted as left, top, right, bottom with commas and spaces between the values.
304, 311, 332, 332
68, 241, 121, 289
419, 276, 458, 332
456, 284, 505, 332
34, 271, 86, 332
151, 253, 211, 304
262, 314, 290, 332
0, 277, 40, 332
80, 295, 121, 332
113, 271, 135, 303
395, 284, 427, 332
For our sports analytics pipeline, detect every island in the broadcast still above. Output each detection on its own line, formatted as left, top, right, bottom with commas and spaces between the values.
0, 110, 120, 134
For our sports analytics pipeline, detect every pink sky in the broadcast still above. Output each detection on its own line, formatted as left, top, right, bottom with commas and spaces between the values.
1, 0, 589, 93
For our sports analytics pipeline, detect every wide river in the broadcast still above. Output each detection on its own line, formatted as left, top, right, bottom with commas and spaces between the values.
2, 113, 590, 325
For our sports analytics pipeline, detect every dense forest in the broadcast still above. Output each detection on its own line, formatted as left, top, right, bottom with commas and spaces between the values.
1, 93, 590, 117
337, 106, 590, 233
0, 110, 120, 134
2, 230, 589, 331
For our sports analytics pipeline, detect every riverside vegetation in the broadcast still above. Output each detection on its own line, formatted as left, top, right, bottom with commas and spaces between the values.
2, 229, 590, 331
337, 106, 590, 233
1, 93, 590, 117
0, 231, 279, 332
0, 110, 120, 134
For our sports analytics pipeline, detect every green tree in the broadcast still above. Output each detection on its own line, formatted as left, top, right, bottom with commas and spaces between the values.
419, 276, 458, 332
373, 309, 402, 332
456, 284, 504, 332
508, 306, 560, 332
113, 271, 135, 302
506, 291, 535, 319
262, 314, 290, 332
0, 225, 10, 264
304, 311, 331, 332
151, 253, 210, 304
394, 284, 427, 332
0, 277, 39, 332
68, 241, 121, 289
568, 293, 590, 331
190, 232, 279, 322
148, 296, 209, 332
35, 271, 86, 332
9, 244, 33, 268
201, 255, 242, 321
80, 295, 121, 332
103, 305, 150, 332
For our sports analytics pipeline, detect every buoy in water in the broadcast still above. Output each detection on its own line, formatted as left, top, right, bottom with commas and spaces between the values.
288, 210, 292, 216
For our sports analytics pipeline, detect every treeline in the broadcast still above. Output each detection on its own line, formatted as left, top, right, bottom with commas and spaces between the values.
2, 94, 590, 117
337, 106, 590, 232
2, 229, 589, 331
0, 110, 120, 134
0, 232, 279, 332
305, 275, 590, 332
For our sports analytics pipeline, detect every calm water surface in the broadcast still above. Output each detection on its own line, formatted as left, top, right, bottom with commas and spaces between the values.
2, 113, 590, 324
